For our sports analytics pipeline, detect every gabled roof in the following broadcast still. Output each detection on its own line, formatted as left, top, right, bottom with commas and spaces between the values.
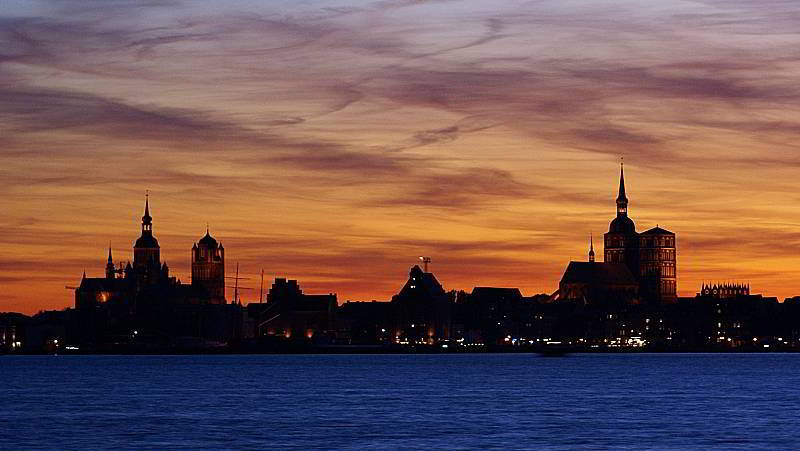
396, 265, 446, 299
78, 277, 133, 292
641, 226, 674, 235
560, 262, 638, 286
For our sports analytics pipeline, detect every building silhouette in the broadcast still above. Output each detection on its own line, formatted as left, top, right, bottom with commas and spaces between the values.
133, 195, 167, 286
28, 183, 800, 354
391, 265, 453, 344
559, 261, 639, 305
192, 228, 225, 303
76, 196, 231, 308
604, 164, 640, 275
639, 227, 677, 303
248, 278, 337, 340
557, 163, 677, 305
698, 282, 750, 299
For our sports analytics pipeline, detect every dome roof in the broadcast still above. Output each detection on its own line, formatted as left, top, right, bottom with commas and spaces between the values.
198, 232, 218, 248
609, 215, 636, 234
134, 234, 160, 248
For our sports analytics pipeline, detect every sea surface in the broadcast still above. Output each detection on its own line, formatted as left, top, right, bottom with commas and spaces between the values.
2, 353, 800, 450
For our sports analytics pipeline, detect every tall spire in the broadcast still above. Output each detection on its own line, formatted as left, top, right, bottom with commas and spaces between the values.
141, 192, 153, 235
106, 242, 116, 279
616, 160, 628, 216
588, 233, 595, 263
143, 191, 151, 221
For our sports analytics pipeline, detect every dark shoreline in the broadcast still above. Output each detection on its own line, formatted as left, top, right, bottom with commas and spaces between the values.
5, 344, 799, 356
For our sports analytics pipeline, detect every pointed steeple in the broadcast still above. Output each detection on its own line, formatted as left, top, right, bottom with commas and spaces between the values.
588, 233, 595, 263
141, 192, 153, 235
615, 161, 628, 217
106, 243, 116, 279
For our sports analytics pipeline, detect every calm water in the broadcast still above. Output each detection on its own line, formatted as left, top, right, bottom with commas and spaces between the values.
2, 354, 800, 449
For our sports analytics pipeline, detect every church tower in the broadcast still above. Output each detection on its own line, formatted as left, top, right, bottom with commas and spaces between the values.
604, 163, 640, 277
639, 226, 677, 303
133, 194, 161, 285
191, 226, 225, 304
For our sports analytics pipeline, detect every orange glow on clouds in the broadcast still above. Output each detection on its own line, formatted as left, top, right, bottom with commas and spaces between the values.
3, 0, 800, 314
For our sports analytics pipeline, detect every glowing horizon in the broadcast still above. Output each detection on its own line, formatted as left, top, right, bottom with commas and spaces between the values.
3, 0, 800, 314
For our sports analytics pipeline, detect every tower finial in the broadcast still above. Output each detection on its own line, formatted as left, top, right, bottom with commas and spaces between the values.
144, 190, 150, 217
108, 241, 113, 263
588, 233, 595, 263
206, 222, 209, 235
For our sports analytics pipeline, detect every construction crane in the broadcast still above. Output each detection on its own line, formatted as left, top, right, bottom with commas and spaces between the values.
419, 256, 432, 273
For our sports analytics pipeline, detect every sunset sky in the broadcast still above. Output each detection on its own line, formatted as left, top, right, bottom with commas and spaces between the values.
3, 0, 800, 314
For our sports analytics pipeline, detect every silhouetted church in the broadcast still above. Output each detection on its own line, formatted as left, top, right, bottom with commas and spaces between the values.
559, 164, 677, 305
75, 196, 227, 310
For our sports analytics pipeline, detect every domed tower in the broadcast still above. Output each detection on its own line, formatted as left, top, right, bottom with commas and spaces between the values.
133, 194, 161, 285
191, 226, 225, 304
604, 163, 640, 277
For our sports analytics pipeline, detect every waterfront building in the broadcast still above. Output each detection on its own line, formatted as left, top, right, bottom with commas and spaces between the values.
248, 278, 337, 340
391, 265, 453, 344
